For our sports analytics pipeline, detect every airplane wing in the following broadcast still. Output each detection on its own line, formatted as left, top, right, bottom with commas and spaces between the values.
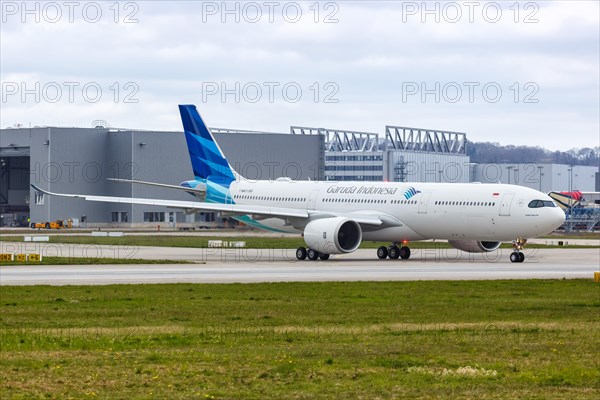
31, 184, 389, 226
107, 178, 206, 196
31, 184, 308, 219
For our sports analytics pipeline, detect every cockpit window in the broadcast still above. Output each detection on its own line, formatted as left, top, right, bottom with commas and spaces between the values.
528, 200, 556, 208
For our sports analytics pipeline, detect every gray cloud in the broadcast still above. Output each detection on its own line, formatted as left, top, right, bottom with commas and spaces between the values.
1, 1, 598, 150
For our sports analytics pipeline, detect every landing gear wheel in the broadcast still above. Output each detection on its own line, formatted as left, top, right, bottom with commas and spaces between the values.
45, 222, 50, 229
319, 253, 330, 261
511, 238, 528, 263
388, 246, 400, 259
307, 249, 320, 261
399, 246, 411, 260
377, 246, 388, 259
510, 251, 521, 263
30, 223, 35, 229
296, 247, 307, 260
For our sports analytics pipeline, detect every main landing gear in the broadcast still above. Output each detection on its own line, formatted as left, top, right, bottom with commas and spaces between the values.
510, 238, 527, 263
377, 243, 411, 260
296, 247, 330, 261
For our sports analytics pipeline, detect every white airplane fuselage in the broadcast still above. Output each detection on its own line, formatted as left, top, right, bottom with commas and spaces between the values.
228, 180, 565, 242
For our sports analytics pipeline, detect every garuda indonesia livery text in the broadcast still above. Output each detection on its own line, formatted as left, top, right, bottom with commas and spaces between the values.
32, 105, 565, 263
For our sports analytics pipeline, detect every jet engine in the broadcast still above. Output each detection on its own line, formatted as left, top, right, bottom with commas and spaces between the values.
303, 217, 362, 254
448, 240, 501, 253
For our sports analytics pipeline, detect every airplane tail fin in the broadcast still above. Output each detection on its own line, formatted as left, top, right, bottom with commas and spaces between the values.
178, 104, 240, 186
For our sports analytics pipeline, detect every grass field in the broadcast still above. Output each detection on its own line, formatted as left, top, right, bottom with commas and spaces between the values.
1, 235, 598, 250
1, 280, 599, 399
545, 232, 600, 240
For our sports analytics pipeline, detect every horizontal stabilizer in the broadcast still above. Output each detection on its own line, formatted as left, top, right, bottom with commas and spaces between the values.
548, 191, 579, 209
107, 178, 206, 195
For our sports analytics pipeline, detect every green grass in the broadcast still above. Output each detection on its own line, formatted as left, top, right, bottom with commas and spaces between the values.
1, 280, 599, 399
1, 235, 598, 249
1, 234, 303, 249
542, 232, 600, 240
0, 257, 195, 266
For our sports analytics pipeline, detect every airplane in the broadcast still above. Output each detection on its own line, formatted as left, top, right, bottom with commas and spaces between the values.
31, 104, 566, 263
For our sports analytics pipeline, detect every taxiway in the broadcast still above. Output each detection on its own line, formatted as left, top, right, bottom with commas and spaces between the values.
1, 243, 597, 285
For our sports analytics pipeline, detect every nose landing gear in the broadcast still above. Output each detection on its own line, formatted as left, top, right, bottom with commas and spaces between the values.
510, 238, 527, 263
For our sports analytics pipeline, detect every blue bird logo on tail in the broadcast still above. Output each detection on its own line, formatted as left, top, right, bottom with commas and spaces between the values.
178, 104, 241, 204
403, 187, 421, 199
179, 104, 238, 186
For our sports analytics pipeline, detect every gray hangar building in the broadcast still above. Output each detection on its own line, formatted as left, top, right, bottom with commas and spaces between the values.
0, 126, 324, 227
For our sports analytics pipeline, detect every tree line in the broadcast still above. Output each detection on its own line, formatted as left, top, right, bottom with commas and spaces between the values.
467, 142, 599, 167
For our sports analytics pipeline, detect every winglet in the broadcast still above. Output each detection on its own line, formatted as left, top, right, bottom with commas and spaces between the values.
30, 184, 86, 199
30, 184, 50, 194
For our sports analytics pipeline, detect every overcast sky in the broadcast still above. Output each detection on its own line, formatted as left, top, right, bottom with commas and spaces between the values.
1, 1, 598, 150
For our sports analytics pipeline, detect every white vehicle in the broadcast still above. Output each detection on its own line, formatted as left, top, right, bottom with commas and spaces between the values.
32, 105, 565, 263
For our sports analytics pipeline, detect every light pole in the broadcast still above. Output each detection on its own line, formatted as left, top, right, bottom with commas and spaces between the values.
567, 165, 573, 232
537, 166, 544, 192
568, 165, 573, 193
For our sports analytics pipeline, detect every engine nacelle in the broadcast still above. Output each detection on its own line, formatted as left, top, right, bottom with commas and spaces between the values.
448, 240, 502, 253
303, 217, 362, 254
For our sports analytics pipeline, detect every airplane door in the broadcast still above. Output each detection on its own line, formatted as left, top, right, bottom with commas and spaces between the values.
307, 190, 319, 210
418, 192, 431, 214
499, 193, 514, 216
